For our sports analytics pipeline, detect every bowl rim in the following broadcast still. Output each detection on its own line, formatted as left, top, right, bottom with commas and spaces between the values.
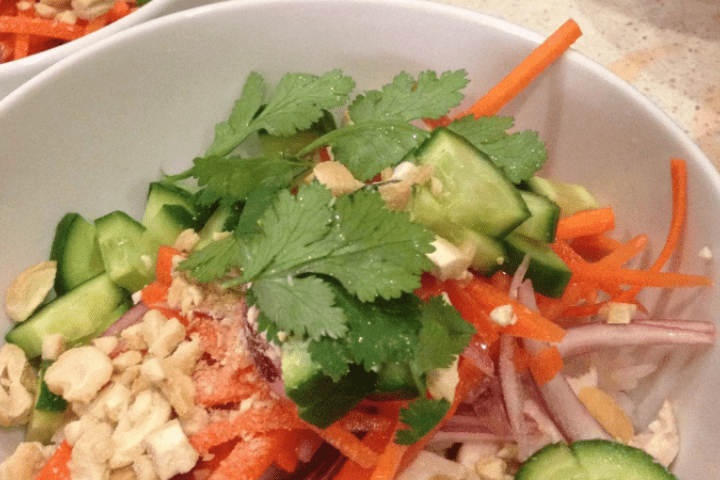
1, 0, 716, 187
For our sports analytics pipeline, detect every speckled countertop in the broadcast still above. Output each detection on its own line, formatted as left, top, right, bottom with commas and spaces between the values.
433, 0, 720, 171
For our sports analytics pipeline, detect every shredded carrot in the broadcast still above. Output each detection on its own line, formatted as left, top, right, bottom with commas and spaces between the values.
333, 404, 402, 480
369, 441, 408, 480
189, 400, 303, 456
205, 434, 281, 480
310, 422, 380, 470
443, 279, 501, 345
155, 245, 181, 285
35, 441, 72, 480
461, 19, 583, 119
270, 429, 301, 473
140, 280, 169, 306
569, 233, 623, 261
462, 277, 567, 343
528, 345, 564, 385
596, 234, 649, 268
555, 207, 615, 240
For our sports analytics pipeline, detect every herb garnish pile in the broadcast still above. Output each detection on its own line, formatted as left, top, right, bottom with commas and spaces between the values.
168, 69, 547, 443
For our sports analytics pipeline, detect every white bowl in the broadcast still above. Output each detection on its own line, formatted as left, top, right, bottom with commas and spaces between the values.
0, 0, 215, 99
1, 0, 718, 476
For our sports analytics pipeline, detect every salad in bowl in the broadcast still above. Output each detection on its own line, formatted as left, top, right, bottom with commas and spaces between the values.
0, 1, 717, 479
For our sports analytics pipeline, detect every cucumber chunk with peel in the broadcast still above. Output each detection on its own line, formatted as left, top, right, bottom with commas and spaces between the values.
516, 440, 678, 480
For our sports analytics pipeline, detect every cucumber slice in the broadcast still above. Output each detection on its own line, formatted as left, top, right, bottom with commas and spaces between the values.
411, 128, 530, 238
5, 273, 126, 358
196, 202, 243, 250
516, 442, 587, 480
142, 204, 199, 249
516, 440, 678, 480
502, 234, 572, 298
95, 211, 154, 292
437, 221, 507, 276
282, 339, 377, 428
525, 176, 599, 218
26, 407, 69, 444
141, 182, 196, 227
372, 361, 423, 400
49, 213, 105, 295
513, 191, 561, 243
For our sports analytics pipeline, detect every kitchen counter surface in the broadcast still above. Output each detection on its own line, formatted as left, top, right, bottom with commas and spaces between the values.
435, 0, 720, 171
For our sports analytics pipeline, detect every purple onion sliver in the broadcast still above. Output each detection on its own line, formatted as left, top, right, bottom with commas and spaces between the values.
523, 338, 613, 442
101, 302, 149, 337
557, 321, 716, 359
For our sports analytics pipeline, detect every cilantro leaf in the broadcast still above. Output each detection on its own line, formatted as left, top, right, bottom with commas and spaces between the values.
206, 72, 266, 157
477, 130, 547, 184
254, 70, 355, 137
348, 70, 468, 123
395, 397, 451, 445
206, 70, 355, 157
178, 235, 245, 283
320, 122, 429, 181
240, 184, 336, 281
252, 274, 348, 339
308, 282, 423, 380
412, 296, 476, 374
446, 114, 514, 145
192, 154, 309, 205
302, 189, 435, 301
306, 335, 352, 382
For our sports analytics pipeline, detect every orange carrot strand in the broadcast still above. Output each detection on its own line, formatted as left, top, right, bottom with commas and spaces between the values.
555, 207, 615, 240
462, 19, 582, 118
596, 234, 649, 268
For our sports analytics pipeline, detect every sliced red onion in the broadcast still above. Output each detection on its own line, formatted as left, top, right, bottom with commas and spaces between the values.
523, 338, 613, 442
509, 254, 531, 299
461, 340, 495, 376
498, 334, 539, 459
101, 302, 149, 337
556, 320, 716, 359
633, 318, 717, 334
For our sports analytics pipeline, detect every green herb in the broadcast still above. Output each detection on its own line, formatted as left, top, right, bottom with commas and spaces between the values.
206, 70, 355, 158
447, 115, 547, 183
396, 397, 451, 445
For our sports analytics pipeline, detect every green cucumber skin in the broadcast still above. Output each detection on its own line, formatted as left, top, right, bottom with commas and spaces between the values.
95, 211, 154, 292
516, 441, 678, 480
50, 213, 105, 295
502, 234, 572, 299
412, 128, 530, 239
5, 273, 126, 358
142, 182, 196, 227
514, 190, 561, 243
